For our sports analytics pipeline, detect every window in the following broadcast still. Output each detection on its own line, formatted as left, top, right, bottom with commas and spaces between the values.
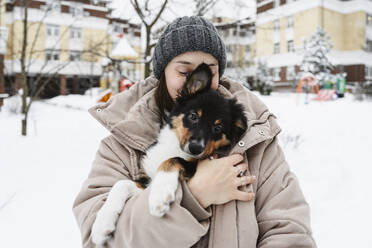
113, 24, 121, 33
245, 60, 250, 68
367, 39, 372, 52
226, 44, 233, 53
70, 28, 82, 40
273, 68, 281, 81
239, 31, 246, 37
366, 66, 372, 80
46, 1, 61, 12
287, 40, 294, 52
245, 45, 250, 53
69, 51, 82, 61
287, 16, 294, 28
69, 4, 83, 17
286, 66, 296, 80
274, 43, 280, 54
46, 25, 59, 37
274, 19, 280, 32
46, 49, 59, 61
367, 14, 372, 26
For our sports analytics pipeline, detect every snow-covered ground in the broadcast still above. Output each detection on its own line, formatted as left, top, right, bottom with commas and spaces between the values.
0, 91, 371, 247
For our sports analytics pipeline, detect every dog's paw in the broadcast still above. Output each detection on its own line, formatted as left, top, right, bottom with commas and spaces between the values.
148, 171, 179, 217
91, 210, 117, 245
149, 184, 176, 217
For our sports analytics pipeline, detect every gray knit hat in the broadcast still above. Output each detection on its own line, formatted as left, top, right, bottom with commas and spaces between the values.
152, 16, 226, 79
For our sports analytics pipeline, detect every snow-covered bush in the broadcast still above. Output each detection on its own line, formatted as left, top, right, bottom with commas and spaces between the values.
253, 59, 274, 95
4, 95, 22, 114
301, 26, 334, 82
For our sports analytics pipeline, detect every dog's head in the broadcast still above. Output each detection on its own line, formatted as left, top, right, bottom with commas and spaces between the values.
169, 63, 247, 159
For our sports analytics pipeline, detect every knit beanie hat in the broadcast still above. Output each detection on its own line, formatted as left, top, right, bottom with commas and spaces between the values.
152, 16, 226, 80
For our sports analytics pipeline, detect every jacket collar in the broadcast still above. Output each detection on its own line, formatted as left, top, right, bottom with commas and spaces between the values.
89, 76, 281, 153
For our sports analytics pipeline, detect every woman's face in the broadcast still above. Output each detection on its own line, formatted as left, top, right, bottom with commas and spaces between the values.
164, 51, 219, 99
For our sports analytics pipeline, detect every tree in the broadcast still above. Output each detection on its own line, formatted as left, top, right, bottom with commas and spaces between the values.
8, 0, 110, 135
192, 0, 220, 16
301, 26, 334, 81
130, 0, 168, 78
254, 59, 274, 95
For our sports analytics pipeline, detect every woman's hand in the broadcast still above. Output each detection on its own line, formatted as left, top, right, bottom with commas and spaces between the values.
187, 154, 256, 208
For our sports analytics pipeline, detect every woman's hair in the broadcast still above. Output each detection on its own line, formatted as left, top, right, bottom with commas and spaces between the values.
155, 72, 174, 124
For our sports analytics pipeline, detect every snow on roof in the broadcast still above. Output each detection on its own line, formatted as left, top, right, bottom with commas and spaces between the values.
110, 37, 138, 58
261, 50, 372, 68
262, 52, 302, 68
329, 50, 372, 67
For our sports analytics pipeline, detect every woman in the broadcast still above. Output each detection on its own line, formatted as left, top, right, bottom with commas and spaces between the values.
73, 16, 316, 248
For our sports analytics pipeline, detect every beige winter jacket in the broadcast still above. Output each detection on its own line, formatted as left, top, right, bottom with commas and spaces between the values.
73, 75, 316, 248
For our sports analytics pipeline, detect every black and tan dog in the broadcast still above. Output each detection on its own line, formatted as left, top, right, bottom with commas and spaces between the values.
91, 63, 247, 245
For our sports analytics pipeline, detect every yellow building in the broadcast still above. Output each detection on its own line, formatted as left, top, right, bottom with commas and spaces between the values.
256, 0, 372, 89
3, 0, 142, 97
214, 17, 256, 87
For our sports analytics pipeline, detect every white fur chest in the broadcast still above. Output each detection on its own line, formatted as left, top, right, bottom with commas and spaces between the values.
141, 125, 192, 179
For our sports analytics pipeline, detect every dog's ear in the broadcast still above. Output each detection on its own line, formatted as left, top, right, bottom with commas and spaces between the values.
179, 63, 212, 97
229, 99, 247, 143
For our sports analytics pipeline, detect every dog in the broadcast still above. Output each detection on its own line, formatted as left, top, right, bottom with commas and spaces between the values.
91, 63, 247, 245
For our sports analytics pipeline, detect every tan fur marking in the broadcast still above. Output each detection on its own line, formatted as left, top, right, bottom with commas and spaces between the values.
136, 182, 146, 189
235, 119, 245, 129
172, 114, 192, 147
157, 158, 184, 174
204, 134, 231, 156
197, 109, 202, 117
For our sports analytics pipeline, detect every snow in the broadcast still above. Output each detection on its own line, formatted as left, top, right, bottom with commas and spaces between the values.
1, 92, 372, 247
111, 37, 138, 58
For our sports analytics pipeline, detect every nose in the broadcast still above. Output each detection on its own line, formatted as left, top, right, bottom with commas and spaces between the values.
188, 142, 204, 155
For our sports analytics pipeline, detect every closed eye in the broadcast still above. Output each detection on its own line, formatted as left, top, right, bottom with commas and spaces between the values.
179, 71, 190, 77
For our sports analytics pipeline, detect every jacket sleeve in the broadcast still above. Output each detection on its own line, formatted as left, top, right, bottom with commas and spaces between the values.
72, 136, 211, 248
255, 136, 317, 248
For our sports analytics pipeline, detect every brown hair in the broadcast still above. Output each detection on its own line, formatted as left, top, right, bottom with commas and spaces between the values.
155, 72, 174, 124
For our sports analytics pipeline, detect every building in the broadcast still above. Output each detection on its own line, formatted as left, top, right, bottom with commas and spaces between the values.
0, 0, 7, 108
107, 17, 142, 84
3, 0, 141, 98
214, 17, 256, 87
255, 0, 372, 89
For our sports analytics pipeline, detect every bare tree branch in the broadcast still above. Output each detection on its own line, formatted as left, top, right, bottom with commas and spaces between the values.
129, 0, 169, 78
193, 0, 220, 16
149, 0, 168, 28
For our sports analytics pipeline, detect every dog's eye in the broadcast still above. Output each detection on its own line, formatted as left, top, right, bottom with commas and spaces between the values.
188, 112, 199, 123
213, 124, 223, 133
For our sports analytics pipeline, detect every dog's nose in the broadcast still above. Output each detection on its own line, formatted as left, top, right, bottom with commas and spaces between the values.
189, 142, 204, 155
